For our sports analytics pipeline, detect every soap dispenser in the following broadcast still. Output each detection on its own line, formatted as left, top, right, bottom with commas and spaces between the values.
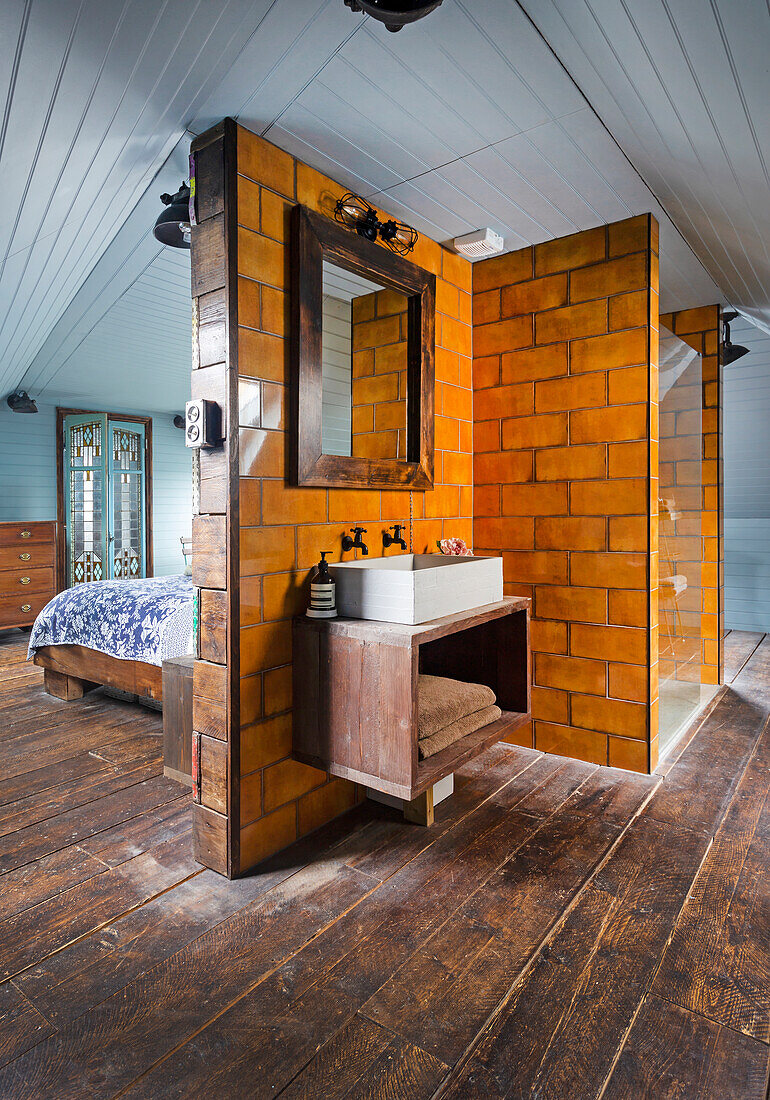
307, 551, 337, 619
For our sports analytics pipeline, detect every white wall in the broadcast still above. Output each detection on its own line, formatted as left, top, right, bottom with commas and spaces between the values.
148, 415, 194, 575
321, 294, 353, 457
0, 401, 191, 578
723, 318, 770, 632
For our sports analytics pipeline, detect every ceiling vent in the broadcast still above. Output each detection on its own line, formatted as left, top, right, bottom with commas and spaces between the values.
453, 228, 504, 259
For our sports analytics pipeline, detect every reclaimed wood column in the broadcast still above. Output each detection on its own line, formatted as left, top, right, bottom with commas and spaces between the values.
189, 119, 240, 876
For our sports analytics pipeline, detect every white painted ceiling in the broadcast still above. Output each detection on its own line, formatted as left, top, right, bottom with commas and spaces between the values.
35, 249, 192, 414
518, 0, 770, 332
323, 260, 384, 302
3, 0, 768, 408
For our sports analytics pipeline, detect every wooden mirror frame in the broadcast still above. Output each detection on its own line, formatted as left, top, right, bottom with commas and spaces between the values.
291, 204, 435, 489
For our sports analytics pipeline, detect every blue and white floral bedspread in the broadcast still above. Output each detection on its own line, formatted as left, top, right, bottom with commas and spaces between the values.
28, 575, 194, 667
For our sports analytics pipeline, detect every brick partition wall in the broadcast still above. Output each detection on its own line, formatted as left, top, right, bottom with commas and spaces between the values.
351, 288, 408, 460
234, 125, 473, 873
472, 215, 660, 772
659, 306, 723, 687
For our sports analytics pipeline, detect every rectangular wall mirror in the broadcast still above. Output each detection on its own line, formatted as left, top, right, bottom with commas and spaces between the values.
291, 205, 435, 489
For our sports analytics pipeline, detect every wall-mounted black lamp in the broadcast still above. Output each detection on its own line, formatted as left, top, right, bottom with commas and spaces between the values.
334, 193, 418, 255
173, 414, 186, 430
721, 311, 750, 365
6, 390, 37, 414
153, 182, 192, 249
343, 0, 443, 32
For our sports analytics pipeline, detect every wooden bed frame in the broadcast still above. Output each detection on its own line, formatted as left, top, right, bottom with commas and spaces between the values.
34, 644, 162, 703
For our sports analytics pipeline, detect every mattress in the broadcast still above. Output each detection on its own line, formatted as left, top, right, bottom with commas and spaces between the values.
28, 574, 194, 667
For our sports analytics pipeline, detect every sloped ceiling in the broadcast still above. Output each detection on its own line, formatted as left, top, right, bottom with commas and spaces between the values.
4, 0, 766, 406
518, 0, 770, 331
0, 0, 278, 399
36, 249, 191, 415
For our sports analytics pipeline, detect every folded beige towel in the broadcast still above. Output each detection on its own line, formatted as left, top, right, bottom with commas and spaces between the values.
419, 704, 502, 759
418, 674, 497, 741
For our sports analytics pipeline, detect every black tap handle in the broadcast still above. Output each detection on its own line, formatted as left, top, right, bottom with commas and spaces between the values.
343, 527, 368, 552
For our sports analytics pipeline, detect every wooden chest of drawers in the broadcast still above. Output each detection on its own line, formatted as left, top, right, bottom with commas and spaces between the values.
0, 522, 57, 630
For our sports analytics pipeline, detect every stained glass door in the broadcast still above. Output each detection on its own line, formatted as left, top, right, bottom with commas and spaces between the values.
65, 414, 108, 585
108, 421, 145, 580
63, 413, 148, 587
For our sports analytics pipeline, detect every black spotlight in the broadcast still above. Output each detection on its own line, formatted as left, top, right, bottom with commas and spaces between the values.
153, 182, 192, 249
173, 414, 186, 430
6, 390, 37, 414
343, 0, 443, 31
722, 311, 750, 365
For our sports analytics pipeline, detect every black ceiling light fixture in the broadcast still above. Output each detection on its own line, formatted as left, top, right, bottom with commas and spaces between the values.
334, 192, 419, 255
6, 390, 37, 413
153, 181, 192, 249
722, 310, 750, 365
343, 0, 443, 31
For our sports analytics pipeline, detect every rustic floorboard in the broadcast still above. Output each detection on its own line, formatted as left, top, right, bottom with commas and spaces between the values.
724, 630, 765, 683
0, 628, 767, 1099
602, 994, 770, 1099
650, 715, 770, 1042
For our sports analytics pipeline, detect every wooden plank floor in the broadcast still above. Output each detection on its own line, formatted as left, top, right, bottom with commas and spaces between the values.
724, 629, 766, 683
0, 628, 768, 1099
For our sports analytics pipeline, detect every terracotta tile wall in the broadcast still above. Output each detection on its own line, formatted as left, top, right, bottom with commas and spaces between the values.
472, 215, 660, 773
351, 289, 408, 460
236, 126, 473, 872
659, 306, 723, 687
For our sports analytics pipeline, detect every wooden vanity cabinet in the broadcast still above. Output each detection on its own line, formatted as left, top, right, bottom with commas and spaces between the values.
293, 598, 530, 801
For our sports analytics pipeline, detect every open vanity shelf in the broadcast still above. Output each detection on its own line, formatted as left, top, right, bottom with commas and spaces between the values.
293, 597, 530, 802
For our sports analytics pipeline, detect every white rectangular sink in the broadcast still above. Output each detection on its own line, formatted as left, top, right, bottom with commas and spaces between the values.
328, 553, 503, 625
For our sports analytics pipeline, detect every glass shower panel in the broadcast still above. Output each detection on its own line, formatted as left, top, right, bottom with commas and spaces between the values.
658, 324, 707, 752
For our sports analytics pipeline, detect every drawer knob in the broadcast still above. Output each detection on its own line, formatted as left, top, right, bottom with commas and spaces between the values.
21, 604, 31, 613
20, 530, 31, 539
20, 577, 31, 585
19, 552, 30, 561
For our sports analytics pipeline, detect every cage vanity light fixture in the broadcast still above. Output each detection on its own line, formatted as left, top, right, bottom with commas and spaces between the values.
334, 193, 418, 255
343, 0, 443, 32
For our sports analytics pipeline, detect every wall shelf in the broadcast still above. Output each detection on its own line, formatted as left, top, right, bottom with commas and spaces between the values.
292, 597, 530, 803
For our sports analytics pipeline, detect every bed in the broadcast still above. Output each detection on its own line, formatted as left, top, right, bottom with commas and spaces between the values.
28, 575, 195, 703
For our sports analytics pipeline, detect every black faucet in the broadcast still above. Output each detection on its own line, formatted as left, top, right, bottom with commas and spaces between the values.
341, 527, 368, 555
383, 524, 407, 551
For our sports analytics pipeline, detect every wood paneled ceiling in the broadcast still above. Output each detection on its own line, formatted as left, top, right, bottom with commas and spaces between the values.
3, 0, 766, 403
518, 0, 770, 332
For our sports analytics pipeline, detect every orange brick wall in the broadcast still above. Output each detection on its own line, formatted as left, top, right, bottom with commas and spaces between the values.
351, 289, 408, 460
236, 125, 473, 872
659, 306, 723, 687
472, 215, 660, 773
